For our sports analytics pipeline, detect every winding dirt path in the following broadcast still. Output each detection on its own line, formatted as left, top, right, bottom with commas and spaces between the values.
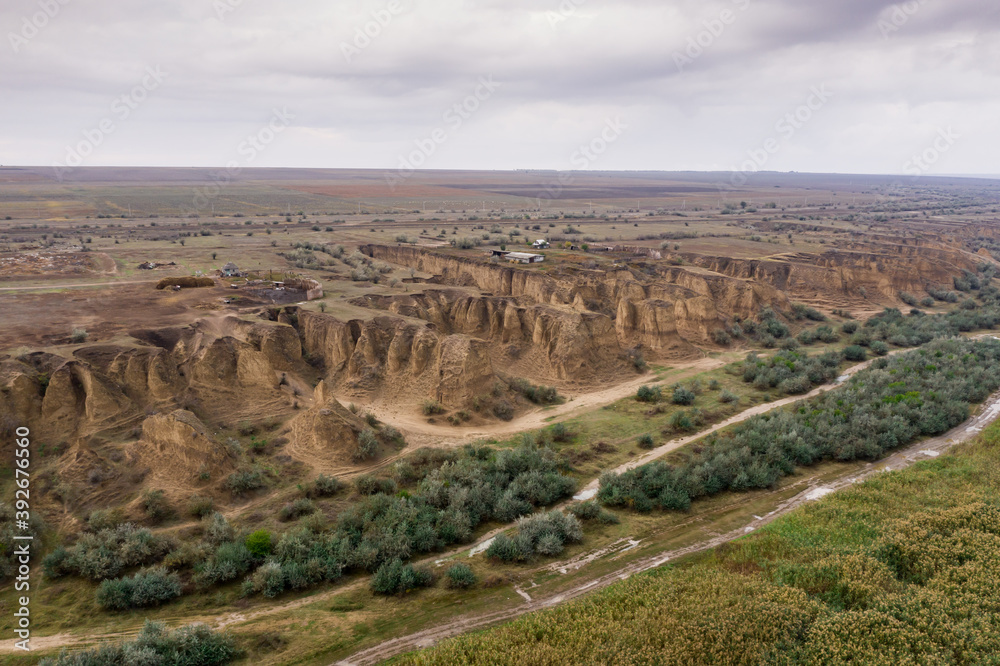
351, 356, 729, 449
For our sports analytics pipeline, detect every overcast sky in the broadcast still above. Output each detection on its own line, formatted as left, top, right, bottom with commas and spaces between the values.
1, 0, 997, 175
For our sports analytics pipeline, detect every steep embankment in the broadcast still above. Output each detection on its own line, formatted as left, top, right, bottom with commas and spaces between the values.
347, 291, 627, 381
685, 246, 976, 303
0, 316, 357, 510
291, 309, 501, 405
361, 245, 789, 355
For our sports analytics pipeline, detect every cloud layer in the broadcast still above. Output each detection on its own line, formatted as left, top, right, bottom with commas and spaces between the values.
1, 0, 997, 175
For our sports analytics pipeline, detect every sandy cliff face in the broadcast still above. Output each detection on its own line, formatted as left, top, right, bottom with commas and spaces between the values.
360, 245, 792, 354
0, 317, 306, 449
293, 309, 503, 405
348, 291, 628, 380
686, 248, 975, 302
132, 410, 235, 497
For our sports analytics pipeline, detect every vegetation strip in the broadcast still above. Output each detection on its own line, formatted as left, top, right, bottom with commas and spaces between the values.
599, 337, 1000, 513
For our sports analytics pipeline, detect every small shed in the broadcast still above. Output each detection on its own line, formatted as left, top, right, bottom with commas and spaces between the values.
507, 252, 545, 264
532, 239, 550, 249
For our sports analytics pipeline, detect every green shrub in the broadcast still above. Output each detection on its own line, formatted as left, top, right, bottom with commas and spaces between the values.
142, 489, 173, 524
279, 498, 316, 522
486, 534, 527, 562
841, 321, 859, 334
668, 411, 694, 432
489, 512, 583, 562
355, 475, 398, 496
195, 541, 256, 586
445, 563, 477, 589
371, 558, 434, 595
244, 561, 286, 598
711, 329, 732, 346
96, 567, 181, 610
492, 401, 515, 421
87, 508, 128, 532
187, 495, 214, 519
843, 345, 867, 362
637, 434, 656, 450
870, 340, 890, 356
568, 501, 601, 521
778, 375, 813, 395
204, 512, 235, 546
636, 385, 663, 403
311, 474, 344, 497
422, 400, 445, 416
381, 425, 405, 445
671, 387, 696, 406
815, 326, 839, 343
225, 467, 267, 495
353, 428, 379, 462
550, 422, 571, 442
718, 390, 739, 404
510, 378, 561, 405
245, 530, 273, 558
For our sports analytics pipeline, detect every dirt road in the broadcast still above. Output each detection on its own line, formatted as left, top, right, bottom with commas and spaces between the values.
0, 279, 156, 291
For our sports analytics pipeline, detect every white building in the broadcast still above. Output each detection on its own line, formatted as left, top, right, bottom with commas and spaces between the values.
507, 252, 545, 264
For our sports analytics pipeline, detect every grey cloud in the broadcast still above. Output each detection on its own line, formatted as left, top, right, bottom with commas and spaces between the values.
0, 0, 997, 174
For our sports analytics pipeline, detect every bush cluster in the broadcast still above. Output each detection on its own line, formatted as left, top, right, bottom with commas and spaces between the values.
741, 349, 840, 396
636, 385, 661, 402
96, 567, 181, 610
38, 621, 237, 666
43, 524, 171, 582
236, 443, 575, 598
487, 511, 584, 562
509, 378, 562, 405
445, 563, 478, 589
370, 558, 434, 595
